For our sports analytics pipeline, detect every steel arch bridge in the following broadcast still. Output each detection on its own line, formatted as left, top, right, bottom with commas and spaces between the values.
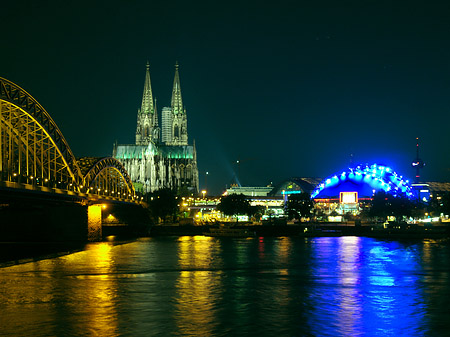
78, 157, 135, 198
0, 77, 136, 202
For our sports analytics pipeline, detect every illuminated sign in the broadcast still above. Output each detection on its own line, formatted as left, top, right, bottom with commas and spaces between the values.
340, 192, 358, 204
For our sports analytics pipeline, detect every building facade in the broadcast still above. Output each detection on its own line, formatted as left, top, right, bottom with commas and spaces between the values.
113, 62, 199, 194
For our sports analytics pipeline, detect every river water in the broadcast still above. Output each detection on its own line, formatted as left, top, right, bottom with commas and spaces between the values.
1, 236, 450, 336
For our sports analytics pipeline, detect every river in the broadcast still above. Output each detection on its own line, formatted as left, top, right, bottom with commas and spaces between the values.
1, 236, 450, 336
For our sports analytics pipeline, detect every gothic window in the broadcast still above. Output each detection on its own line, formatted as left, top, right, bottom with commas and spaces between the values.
174, 125, 179, 138
180, 164, 185, 180
186, 164, 192, 180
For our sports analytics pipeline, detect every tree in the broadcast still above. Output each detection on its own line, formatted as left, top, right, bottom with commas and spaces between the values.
147, 188, 180, 223
285, 192, 314, 221
176, 185, 194, 198
248, 204, 265, 221
217, 194, 251, 221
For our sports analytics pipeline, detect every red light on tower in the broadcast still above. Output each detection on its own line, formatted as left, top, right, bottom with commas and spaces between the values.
411, 137, 425, 182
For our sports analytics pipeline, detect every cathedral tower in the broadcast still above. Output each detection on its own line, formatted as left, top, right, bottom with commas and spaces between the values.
136, 62, 159, 145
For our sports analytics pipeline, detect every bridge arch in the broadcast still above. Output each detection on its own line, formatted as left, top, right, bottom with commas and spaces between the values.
0, 77, 83, 190
78, 157, 136, 200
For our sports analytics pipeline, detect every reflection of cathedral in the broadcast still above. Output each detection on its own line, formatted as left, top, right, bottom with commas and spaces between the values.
113, 62, 199, 194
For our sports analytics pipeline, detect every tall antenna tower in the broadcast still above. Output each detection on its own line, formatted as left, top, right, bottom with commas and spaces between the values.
411, 137, 425, 183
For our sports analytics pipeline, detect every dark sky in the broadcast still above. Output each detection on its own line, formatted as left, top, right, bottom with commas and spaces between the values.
2, 0, 450, 195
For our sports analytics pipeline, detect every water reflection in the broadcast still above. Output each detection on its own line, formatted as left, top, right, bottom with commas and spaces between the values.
0, 242, 120, 336
0, 237, 449, 336
336, 237, 363, 335
69, 243, 119, 336
175, 236, 221, 336
258, 238, 293, 333
307, 237, 364, 336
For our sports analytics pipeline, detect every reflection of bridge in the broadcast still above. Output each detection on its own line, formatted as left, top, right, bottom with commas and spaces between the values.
0, 77, 146, 241
0, 77, 137, 202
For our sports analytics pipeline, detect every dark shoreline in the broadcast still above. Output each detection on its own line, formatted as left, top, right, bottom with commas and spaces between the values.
149, 224, 450, 239
0, 241, 86, 266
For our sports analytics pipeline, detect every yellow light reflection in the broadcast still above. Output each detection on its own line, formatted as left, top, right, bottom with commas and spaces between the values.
276, 237, 291, 266
0, 243, 119, 335
175, 236, 220, 336
69, 243, 119, 335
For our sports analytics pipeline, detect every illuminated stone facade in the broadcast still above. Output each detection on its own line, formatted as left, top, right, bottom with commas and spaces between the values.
113, 63, 199, 194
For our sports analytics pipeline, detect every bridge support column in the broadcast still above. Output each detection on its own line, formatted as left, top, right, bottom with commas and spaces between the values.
87, 205, 102, 241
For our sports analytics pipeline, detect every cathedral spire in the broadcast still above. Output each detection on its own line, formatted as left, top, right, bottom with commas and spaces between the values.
141, 61, 155, 114
136, 62, 157, 145
169, 62, 188, 145
171, 61, 184, 114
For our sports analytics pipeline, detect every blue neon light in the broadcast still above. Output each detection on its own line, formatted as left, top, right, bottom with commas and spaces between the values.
311, 164, 415, 199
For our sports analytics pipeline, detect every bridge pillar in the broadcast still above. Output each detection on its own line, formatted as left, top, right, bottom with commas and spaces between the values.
87, 205, 102, 241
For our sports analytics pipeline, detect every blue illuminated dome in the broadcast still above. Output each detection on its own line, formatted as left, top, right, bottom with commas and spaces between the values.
311, 164, 415, 199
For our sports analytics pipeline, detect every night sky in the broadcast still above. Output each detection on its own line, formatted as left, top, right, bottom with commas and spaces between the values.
2, 0, 450, 195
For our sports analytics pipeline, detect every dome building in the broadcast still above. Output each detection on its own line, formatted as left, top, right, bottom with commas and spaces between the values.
311, 164, 415, 219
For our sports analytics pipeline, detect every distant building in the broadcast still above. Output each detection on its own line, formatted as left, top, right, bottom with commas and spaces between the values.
113, 62, 199, 194
412, 181, 450, 203
225, 186, 274, 197
224, 178, 323, 198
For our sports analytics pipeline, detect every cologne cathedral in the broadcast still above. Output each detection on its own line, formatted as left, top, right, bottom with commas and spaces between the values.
113, 63, 199, 194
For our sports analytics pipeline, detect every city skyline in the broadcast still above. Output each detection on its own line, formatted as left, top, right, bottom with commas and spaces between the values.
2, 0, 450, 195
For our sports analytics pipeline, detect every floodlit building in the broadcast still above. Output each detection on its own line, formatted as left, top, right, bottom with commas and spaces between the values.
113, 62, 199, 194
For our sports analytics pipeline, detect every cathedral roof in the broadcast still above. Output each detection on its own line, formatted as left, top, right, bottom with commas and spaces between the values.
159, 144, 194, 159
114, 145, 154, 159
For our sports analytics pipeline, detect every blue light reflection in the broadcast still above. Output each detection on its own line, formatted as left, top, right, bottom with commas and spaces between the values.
307, 237, 426, 337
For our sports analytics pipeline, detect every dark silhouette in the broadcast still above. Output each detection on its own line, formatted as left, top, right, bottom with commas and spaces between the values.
147, 188, 180, 223
369, 190, 414, 222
